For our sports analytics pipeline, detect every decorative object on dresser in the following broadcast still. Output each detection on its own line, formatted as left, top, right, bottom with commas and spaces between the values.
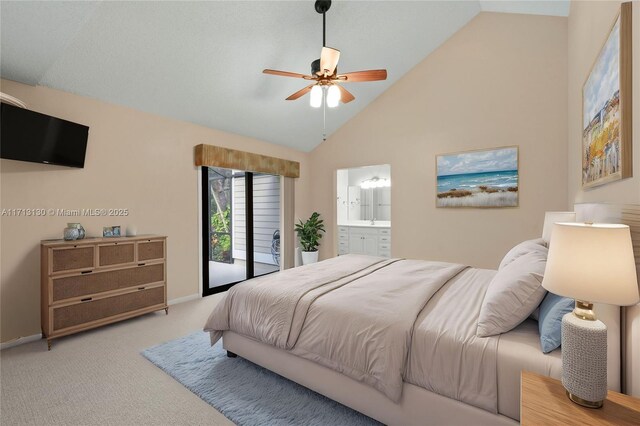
542, 223, 639, 408
126, 225, 138, 237
64, 223, 86, 241
103, 225, 121, 237
295, 212, 326, 265
541, 211, 576, 245
41, 235, 168, 350
582, 2, 633, 189
521, 371, 640, 425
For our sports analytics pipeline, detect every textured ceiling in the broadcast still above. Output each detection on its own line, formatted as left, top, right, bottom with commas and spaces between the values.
0, 1, 569, 152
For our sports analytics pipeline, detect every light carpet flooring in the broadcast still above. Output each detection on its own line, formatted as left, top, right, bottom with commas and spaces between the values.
1, 293, 234, 426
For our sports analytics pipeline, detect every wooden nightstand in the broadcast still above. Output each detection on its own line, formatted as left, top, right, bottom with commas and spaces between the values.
521, 371, 640, 425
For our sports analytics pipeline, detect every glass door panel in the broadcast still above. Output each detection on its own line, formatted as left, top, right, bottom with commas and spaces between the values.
202, 168, 282, 296
205, 168, 246, 290
252, 173, 281, 277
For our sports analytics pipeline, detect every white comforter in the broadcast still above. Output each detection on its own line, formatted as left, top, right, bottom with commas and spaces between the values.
204, 254, 498, 410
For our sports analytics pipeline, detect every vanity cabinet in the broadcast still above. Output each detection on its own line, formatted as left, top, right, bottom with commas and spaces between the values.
338, 226, 391, 258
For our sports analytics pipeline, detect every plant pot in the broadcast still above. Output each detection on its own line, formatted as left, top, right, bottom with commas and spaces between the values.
301, 250, 319, 265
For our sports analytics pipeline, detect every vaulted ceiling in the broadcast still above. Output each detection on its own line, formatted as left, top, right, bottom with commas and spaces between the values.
0, 1, 569, 152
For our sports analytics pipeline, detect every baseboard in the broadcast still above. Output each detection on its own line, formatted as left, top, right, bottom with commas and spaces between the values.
1, 295, 200, 349
0, 333, 43, 350
168, 293, 201, 306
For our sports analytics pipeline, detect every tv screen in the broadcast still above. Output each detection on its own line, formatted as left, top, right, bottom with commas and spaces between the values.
0, 103, 89, 168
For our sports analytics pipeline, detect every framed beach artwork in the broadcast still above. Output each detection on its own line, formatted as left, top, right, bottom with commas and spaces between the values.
582, 2, 632, 189
436, 146, 518, 208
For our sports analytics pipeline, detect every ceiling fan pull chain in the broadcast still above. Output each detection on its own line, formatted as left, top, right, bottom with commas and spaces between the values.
323, 98, 327, 141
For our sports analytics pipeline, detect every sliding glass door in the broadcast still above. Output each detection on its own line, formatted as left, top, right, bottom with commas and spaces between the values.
202, 167, 281, 295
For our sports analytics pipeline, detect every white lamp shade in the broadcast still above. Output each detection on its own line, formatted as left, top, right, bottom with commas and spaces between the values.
542, 223, 639, 306
542, 211, 576, 244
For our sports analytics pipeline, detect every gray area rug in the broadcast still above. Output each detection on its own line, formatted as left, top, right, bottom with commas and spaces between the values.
142, 331, 381, 426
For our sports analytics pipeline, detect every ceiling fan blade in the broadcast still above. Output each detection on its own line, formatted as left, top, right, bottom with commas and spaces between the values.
285, 84, 316, 101
337, 85, 355, 103
263, 69, 315, 80
319, 47, 340, 76
337, 69, 387, 82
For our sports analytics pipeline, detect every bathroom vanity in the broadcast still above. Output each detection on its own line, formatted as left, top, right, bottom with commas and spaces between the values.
337, 164, 391, 258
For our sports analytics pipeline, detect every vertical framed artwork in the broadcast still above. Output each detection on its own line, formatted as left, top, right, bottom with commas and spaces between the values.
436, 146, 518, 208
582, 2, 633, 189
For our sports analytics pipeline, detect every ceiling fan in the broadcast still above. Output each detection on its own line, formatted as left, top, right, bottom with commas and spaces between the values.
263, 0, 387, 108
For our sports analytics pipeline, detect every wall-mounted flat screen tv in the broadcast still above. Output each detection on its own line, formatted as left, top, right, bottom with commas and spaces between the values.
1, 103, 89, 168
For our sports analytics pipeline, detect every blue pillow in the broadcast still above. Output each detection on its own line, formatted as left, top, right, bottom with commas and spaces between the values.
538, 292, 574, 353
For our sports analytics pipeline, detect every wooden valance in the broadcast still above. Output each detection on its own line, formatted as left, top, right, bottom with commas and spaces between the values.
194, 144, 300, 178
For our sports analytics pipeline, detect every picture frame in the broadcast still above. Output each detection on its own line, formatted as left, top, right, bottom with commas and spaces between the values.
436, 146, 519, 208
103, 225, 121, 238
582, 2, 633, 189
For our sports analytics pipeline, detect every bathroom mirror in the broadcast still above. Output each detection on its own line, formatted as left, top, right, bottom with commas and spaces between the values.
337, 164, 391, 224
336, 165, 391, 257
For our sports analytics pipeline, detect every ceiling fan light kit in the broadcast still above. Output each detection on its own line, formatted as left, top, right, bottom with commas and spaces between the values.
310, 85, 323, 108
262, 0, 388, 109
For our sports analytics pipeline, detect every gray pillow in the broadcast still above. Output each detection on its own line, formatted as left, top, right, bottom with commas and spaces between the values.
478, 246, 548, 337
498, 238, 546, 270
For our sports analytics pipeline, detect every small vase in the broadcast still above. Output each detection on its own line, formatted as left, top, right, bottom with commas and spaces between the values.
126, 225, 137, 237
64, 226, 80, 241
67, 223, 85, 239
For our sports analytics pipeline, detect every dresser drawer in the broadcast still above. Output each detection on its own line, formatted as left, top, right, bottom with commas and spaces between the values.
51, 246, 95, 273
137, 239, 165, 261
379, 228, 391, 235
98, 242, 135, 267
338, 248, 349, 255
338, 233, 349, 241
52, 264, 165, 302
379, 250, 391, 258
379, 243, 391, 251
338, 226, 349, 234
52, 286, 165, 331
379, 235, 391, 243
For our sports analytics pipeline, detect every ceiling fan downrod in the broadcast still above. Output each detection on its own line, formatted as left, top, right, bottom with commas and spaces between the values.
312, 1, 332, 76
315, 0, 331, 47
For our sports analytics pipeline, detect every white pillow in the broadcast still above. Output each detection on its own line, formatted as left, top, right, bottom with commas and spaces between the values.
477, 246, 548, 337
498, 238, 546, 270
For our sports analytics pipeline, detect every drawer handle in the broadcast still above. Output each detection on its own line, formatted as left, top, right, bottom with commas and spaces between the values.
138, 263, 146, 266
81, 297, 92, 302
138, 287, 146, 291
81, 270, 93, 274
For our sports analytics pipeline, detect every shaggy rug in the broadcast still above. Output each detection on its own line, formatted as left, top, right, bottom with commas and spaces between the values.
142, 331, 380, 426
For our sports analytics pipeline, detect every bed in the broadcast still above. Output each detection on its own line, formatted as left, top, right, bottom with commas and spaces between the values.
203, 203, 635, 425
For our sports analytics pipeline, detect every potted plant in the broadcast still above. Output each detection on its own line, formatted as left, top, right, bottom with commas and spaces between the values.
295, 212, 326, 265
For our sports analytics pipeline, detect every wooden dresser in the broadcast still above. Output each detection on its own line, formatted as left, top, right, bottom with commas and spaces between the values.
41, 235, 167, 349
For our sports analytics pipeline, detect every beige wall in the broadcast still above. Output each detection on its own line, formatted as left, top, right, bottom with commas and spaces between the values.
0, 79, 310, 343
309, 12, 569, 269
568, 1, 640, 205
567, 0, 640, 397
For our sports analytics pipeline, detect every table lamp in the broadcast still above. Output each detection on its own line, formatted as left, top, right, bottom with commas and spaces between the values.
542, 222, 639, 408
542, 211, 576, 245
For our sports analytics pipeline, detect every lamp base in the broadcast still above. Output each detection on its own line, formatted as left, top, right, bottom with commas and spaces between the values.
561, 310, 608, 408
566, 391, 603, 409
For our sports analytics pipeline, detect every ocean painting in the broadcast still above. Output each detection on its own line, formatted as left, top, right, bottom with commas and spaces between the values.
436, 147, 518, 208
